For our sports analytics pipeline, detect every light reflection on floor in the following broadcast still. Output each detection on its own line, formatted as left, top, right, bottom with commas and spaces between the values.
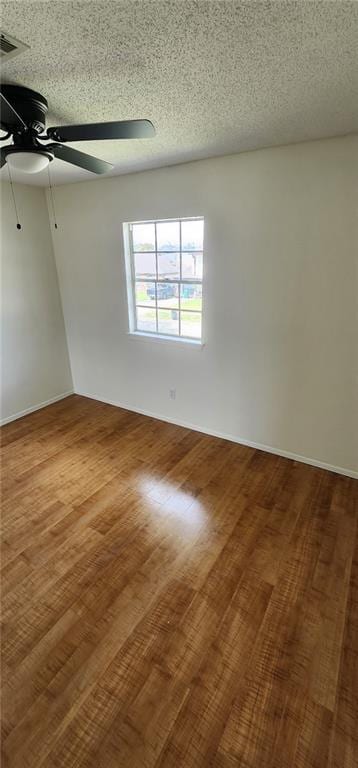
138, 474, 208, 534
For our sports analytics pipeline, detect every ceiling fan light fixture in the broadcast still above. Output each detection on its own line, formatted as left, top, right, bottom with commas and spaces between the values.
6, 151, 50, 173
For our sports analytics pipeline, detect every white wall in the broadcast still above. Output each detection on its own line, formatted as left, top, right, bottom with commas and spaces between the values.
50, 136, 358, 475
0, 182, 73, 423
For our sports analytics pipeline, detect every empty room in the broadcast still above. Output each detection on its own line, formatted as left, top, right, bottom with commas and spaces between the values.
0, 1, 357, 766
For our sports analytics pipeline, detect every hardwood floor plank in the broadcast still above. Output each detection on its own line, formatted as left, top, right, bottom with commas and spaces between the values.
293, 699, 333, 768
202, 471, 352, 766
1, 395, 357, 768
308, 504, 356, 711
328, 521, 358, 768
155, 574, 272, 768
38, 580, 194, 768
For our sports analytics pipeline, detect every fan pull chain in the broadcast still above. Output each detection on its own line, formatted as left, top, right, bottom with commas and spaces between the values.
8, 165, 22, 230
47, 165, 58, 229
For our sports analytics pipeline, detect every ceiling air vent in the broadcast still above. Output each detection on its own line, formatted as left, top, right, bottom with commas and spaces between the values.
0, 31, 29, 61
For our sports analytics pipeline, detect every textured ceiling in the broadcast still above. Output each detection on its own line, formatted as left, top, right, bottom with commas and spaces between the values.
1, 0, 358, 186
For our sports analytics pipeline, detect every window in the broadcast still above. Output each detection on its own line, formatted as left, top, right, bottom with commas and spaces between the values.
124, 217, 204, 343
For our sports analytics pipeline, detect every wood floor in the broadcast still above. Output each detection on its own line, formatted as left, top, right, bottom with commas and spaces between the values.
1, 395, 357, 768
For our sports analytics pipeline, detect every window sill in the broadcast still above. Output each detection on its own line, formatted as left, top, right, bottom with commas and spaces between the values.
127, 331, 205, 349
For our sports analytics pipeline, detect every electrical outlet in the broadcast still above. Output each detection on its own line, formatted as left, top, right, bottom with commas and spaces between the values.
169, 389, 176, 400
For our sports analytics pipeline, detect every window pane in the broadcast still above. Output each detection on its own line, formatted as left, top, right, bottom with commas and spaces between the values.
132, 223, 155, 251
156, 221, 180, 252
158, 252, 180, 280
135, 281, 156, 306
180, 311, 201, 339
136, 307, 156, 333
158, 309, 179, 336
180, 283, 202, 311
181, 219, 203, 251
134, 252, 156, 279
157, 282, 179, 309
127, 217, 204, 343
181, 252, 203, 280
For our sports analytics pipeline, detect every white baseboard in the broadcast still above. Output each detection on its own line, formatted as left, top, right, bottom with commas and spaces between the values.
0, 391, 74, 426
75, 390, 358, 480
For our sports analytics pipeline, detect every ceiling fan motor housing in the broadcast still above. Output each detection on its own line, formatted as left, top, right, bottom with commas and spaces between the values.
1, 84, 48, 134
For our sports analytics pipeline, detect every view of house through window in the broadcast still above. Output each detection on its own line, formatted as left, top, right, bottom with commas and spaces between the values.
126, 217, 204, 341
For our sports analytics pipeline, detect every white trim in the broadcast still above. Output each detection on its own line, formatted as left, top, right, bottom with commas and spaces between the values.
127, 216, 205, 226
127, 331, 204, 348
74, 390, 358, 480
0, 391, 74, 426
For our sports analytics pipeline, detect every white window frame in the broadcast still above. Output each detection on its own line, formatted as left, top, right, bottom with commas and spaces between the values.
123, 216, 204, 346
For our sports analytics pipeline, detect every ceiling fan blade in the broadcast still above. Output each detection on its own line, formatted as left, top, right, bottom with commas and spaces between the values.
50, 143, 113, 174
1, 147, 8, 168
47, 119, 155, 143
0, 91, 27, 130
